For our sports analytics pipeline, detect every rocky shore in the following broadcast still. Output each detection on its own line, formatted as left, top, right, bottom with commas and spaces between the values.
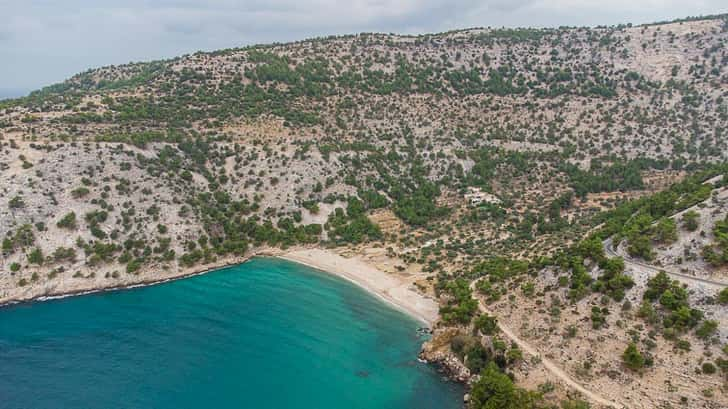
419, 327, 472, 387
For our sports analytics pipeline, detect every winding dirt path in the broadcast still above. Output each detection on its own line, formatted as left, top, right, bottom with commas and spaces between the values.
604, 239, 727, 288
469, 279, 624, 409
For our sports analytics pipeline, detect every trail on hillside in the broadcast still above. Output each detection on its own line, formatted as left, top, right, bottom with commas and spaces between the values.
604, 239, 727, 288
469, 279, 624, 409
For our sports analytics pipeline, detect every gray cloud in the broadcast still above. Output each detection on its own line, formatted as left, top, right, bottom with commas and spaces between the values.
0, 0, 726, 94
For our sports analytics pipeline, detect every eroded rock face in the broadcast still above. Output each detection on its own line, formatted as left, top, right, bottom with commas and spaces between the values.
419, 329, 471, 383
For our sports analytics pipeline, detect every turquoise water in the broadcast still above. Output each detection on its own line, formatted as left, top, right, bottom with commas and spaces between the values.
0, 257, 463, 409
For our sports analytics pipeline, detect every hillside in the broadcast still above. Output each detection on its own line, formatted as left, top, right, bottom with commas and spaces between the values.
1, 14, 728, 409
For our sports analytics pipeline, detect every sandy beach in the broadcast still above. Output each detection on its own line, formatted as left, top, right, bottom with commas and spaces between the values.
279, 249, 439, 325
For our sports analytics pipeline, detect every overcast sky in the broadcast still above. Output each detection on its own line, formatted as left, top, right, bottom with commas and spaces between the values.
1, 0, 725, 97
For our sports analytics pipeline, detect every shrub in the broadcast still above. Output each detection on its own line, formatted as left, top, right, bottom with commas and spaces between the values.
469, 363, 541, 409
27, 247, 44, 265
652, 217, 677, 243
57, 212, 78, 229
701, 362, 716, 375
506, 347, 523, 364
591, 306, 608, 329
53, 247, 77, 262
11, 224, 36, 248
71, 187, 90, 199
695, 320, 718, 340
703, 214, 728, 266
439, 279, 478, 325
560, 399, 590, 409
718, 288, 728, 305
126, 258, 143, 274
9, 196, 25, 209
90, 225, 107, 239
450, 334, 477, 357
675, 339, 691, 351
474, 313, 499, 335
681, 210, 699, 231
622, 343, 645, 371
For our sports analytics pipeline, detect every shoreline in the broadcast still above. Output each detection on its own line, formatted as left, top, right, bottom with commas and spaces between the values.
0, 255, 254, 308
278, 249, 439, 326
0, 248, 439, 327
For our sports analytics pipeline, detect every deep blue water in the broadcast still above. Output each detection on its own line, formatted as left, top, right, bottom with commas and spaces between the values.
0, 257, 462, 409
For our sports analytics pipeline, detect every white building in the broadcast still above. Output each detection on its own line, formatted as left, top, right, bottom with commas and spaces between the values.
464, 187, 501, 206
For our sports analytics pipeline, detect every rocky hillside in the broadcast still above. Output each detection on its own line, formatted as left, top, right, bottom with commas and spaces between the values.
3, 15, 728, 162
1, 14, 728, 409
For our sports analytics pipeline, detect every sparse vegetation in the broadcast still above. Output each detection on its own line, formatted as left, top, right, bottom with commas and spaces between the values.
1, 13, 727, 409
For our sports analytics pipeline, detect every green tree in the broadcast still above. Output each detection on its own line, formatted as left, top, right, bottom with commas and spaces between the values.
27, 247, 44, 265
57, 212, 78, 229
622, 343, 645, 371
718, 288, 728, 305
627, 234, 653, 260
71, 187, 90, 199
695, 320, 718, 340
652, 217, 677, 243
681, 210, 699, 231
474, 314, 499, 335
469, 363, 541, 409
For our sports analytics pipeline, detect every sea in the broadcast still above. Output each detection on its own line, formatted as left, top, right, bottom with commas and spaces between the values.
0, 257, 463, 409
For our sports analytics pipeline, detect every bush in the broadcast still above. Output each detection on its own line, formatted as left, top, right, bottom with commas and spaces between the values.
11, 224, 36, 249
9, 196, 25, 209
675, 339, 691, 351
474, 313, 499, 335
627, 234, 653, 260
53, 247, 77, 262
560, 399, 590, 409
622, 343, 645, 371
439, 279, 478, 325
652, 217, 677, 243
27, 247, 44, 265
701, 362, 716, 375
57, 212, 78, 229
718, 288, 728, 305
90, 225, 107, 239
325, 198, 382, 244
594, 256, 633, 301
71, 187, 90, 199
126, 258, 143, 274
695, 320, 718, 340
450, 334, 477, 357
681, 210, 699, 231
393, 181, 449, 226
469, 363, 541, 409
703, 214, 728, 266
591, 306, 608, 329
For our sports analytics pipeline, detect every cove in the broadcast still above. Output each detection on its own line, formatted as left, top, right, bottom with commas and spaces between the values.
0, 257, 463, 409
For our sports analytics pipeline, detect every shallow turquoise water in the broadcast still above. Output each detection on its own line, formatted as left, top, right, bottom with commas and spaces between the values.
0, 257, 462, 409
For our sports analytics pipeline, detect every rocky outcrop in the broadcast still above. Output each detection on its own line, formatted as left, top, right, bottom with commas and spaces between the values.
419, 329, 472, 383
